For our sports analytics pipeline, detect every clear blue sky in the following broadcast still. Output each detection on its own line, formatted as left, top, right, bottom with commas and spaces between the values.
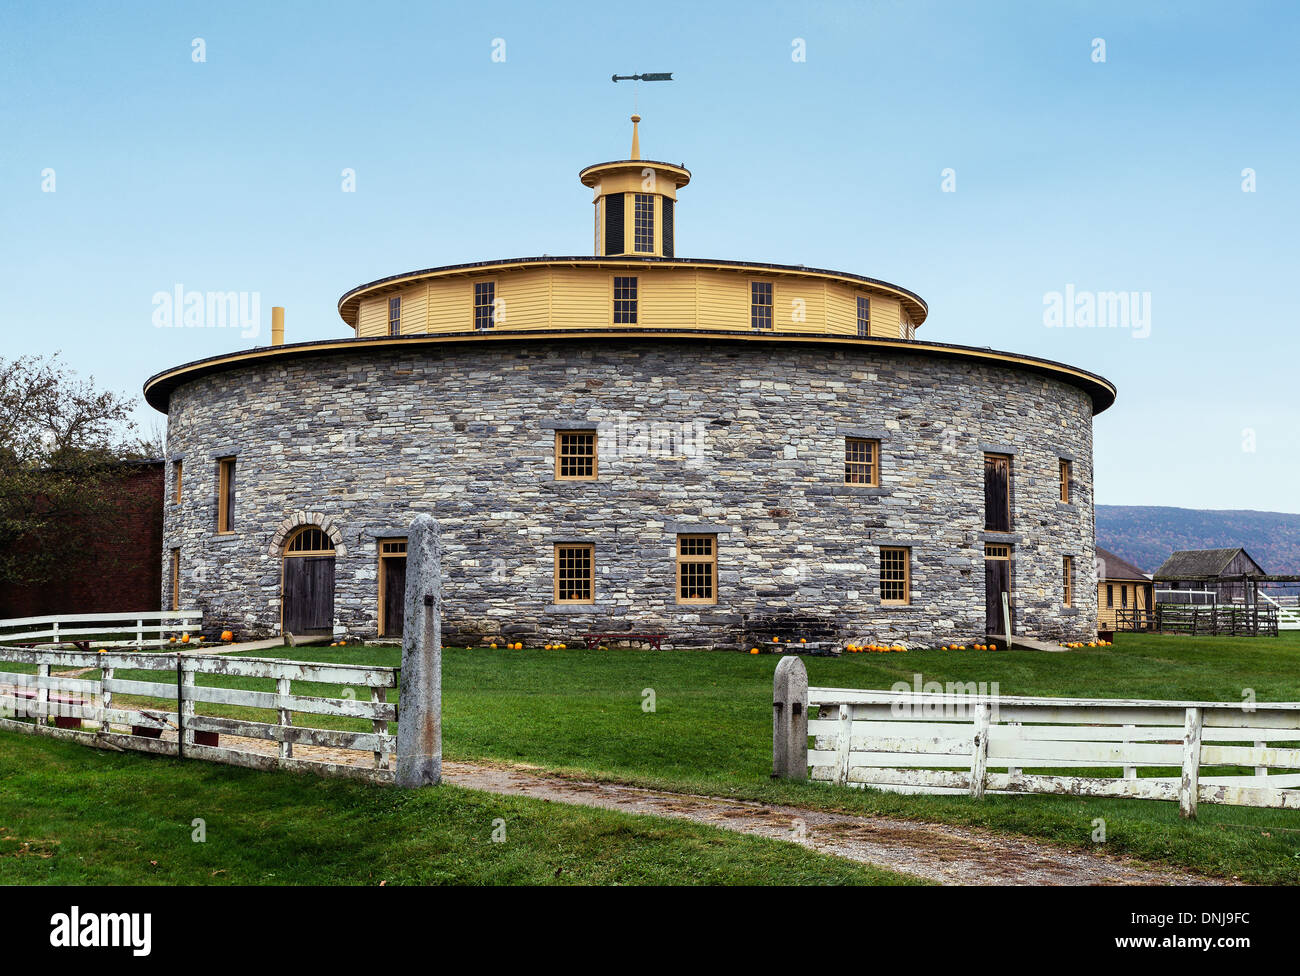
2, 1, 1296, 511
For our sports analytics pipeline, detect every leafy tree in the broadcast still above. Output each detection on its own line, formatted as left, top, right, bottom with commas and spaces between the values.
0, 354, 148, 588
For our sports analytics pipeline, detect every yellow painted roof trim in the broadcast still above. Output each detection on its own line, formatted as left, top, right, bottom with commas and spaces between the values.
143, 330, 1116, 415
337, 255, 928, 329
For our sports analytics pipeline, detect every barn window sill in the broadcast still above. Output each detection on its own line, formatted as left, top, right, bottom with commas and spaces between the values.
207, 533, 240, 544
546, 604, 601, 614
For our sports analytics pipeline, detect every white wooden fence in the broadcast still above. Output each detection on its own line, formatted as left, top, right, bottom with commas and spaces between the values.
0, 647, 398, 784
0, 611, 203, 649
803, 686, 1300, 818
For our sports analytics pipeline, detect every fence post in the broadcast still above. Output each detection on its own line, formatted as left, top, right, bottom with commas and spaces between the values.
371, 686, 389, 771
1123, 724, 1137, 780
1254, 739, 1267, 780
970, 702, 991, 799
834, 703, 853, 787
100, 665, 113, 733
136, 618, 144, 648
397, 513, 443, 788
277, 677, 293, 759
772, 655, 808, 780
1179, 706, 1203, 819
35, 662, 50, 727
178, 656, 195, 757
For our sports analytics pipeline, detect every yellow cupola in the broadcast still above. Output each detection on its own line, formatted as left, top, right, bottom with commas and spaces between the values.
579, 115, 691, 258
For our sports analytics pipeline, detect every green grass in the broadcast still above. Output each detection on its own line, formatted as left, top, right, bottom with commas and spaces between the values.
6, 631, 1300, 884
224, 632, 1300, 884
0, 732, 920, 885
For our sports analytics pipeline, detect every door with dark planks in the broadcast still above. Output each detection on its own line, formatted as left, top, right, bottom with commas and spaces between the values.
985, 555, 1011, 635
382, 556, 406, 637
283, 555, 335, 635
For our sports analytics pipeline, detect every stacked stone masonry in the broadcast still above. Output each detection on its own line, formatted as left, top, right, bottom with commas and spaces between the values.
161, 339, 1097, 647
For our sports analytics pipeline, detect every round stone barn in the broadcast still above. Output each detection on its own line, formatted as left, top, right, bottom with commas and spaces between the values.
145, 118, 1114, 648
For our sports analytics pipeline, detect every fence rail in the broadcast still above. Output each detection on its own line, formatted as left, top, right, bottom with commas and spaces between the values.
1155, 603, 1278, 637
0, 646, 398, 783
772, 669, 1300, 818
0, 611, 203, 650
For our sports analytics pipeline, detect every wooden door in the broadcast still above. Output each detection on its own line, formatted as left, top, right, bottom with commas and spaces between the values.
985, 558, 1011, 635
283, 555, 335, 634
382, 556, 406, 637
984, 455, 1011, 531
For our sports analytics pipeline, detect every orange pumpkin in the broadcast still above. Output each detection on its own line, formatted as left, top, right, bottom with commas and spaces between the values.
750, 647, 759, 654
220, 630, 234, 642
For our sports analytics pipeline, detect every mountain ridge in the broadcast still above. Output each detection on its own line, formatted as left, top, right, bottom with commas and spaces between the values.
1095, 505, 1300, 575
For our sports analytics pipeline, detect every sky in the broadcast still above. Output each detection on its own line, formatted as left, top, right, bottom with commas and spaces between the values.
1, 1, 1297, 511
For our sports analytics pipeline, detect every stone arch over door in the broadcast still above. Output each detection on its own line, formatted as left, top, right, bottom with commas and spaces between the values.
268, 512, 347, 558
276, 515, 345, 637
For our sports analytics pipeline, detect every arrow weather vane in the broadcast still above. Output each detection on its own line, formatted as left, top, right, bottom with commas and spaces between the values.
611, 72, 674, 82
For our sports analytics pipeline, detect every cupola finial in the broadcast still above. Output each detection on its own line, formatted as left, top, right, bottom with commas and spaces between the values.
630, 114, 641, 160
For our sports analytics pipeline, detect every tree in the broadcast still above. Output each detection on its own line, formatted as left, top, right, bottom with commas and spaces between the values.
0, 354, 147, 588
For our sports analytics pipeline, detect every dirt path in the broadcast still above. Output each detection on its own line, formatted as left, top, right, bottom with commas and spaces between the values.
208, 732, 1217, 885
438, 761, 1219, 886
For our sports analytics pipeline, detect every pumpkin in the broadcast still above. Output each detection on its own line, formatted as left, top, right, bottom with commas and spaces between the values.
220, 630, 233, 642
180, 634, 191, 644
800, 637, 807, 643
490, 643, 497, 649
750, 647, 759, 654
988, 643, 997, 650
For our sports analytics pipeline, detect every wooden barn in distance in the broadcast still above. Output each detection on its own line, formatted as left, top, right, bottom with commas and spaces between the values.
1154, 548, 1266, 605
1096, 546, 1154, 631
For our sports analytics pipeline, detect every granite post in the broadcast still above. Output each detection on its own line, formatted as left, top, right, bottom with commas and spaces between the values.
772, 655, 809, 780
396, 514, 442, 787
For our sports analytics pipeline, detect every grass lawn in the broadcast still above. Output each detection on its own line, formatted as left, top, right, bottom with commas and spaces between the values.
227, 631, 1300, 884
0, 731, 920, 885
5, 631, 1299, 884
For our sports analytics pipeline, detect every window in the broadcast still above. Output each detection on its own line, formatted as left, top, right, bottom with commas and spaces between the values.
633, 193, 654, 253
555, 430, 597, 480
474, 281, 496, 330
677, 534, 717, 604
169, 548, 180, 611
751, 281, 773, 331
388, 296, 401, 336
880, 547, 910, 604
285, 526, 335, 554
856, 296, 871, 337
984, 543, 1010, 560
554, 544, 594, 604
613, 276, 637, 324
173, 460, 183, 503
1106, 584, 1114, 608
1121, 585, 1129, 609
216, 457, 236, 533
844, 437, 880, 486
983, 453, 1011, 532
1063, 556, 1073, 608
1059, 459, 1071, 503
662, 198, 674, 257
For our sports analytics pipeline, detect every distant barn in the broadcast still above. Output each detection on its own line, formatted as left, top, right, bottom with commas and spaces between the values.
1153, 548, 1266, 605
1096, 546, 1153, 630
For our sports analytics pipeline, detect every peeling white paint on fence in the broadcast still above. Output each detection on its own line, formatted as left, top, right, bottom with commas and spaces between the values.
779, 674, 1300, 818
0, 647, 397, 784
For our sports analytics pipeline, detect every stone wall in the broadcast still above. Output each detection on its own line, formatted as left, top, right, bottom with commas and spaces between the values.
161, 338, 1098, 647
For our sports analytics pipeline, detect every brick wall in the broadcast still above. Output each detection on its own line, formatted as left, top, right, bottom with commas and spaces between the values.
0, 461, 164, 618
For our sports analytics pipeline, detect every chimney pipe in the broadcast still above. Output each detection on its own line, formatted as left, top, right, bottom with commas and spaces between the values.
271, 306, 284, 346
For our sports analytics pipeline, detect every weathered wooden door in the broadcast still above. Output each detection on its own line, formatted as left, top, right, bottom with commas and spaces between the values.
984, 454, 1011, 531
985, 556, 1011, 635
382, 556, 406, 637
283, 555, 335, 634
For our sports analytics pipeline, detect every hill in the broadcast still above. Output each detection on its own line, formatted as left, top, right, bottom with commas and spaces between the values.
1095, 506, 1300, 575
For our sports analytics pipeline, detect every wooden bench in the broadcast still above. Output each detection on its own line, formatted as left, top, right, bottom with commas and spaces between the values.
584, 633, 668, 651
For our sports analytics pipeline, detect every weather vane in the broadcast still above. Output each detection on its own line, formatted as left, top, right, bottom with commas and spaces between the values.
611, 72, 674, 82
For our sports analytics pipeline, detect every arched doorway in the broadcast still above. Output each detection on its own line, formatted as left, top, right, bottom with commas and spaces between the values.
282, 526, 336, 636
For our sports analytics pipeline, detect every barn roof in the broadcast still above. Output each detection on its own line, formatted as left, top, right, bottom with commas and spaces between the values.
1153, 548, 1265, 580
1096, 547, 1150, 581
